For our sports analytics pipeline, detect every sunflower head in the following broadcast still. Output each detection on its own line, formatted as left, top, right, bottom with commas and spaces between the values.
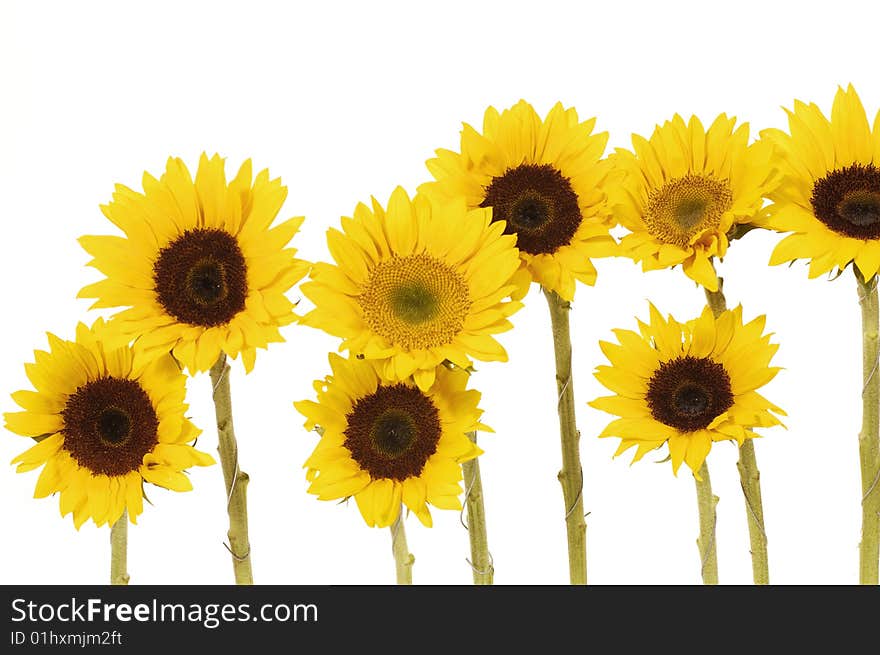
610, 114, 777, 291
419, 100, 616, 301
78, 153, 311, 375
300, 187, 522, 391
761, 85, 880, 281
4, 320, 214, 529
589, 304, 785, 477
295, 354, 486, 528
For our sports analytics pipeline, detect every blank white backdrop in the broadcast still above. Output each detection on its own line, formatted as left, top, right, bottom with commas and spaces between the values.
0, 0, 874, 584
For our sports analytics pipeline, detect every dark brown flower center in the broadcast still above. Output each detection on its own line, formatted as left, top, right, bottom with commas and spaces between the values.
61, 377, 159, 476
343, 384, 441, 481
646, 356, 733, 432
371, 410, 416, 457
480, 164, 582, 255
153, 228, 248, 326
811, 164, 880, 239
97, 407, 132, 444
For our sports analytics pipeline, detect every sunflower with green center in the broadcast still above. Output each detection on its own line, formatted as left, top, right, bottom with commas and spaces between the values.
5, 320, 213, 528
760, 85, 880, 278
610, 114, 777, 291
295, 354, 485, 528
419, 100, 615, 301
300, 187, 522, 391
590, 304, 784, 477
78, 153, 310, 374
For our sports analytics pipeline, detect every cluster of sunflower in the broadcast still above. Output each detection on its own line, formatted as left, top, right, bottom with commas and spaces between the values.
6, 85, 880, 585
5, 157, 311, 584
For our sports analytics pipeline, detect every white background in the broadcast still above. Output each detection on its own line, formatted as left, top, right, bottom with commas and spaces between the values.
0, 0, 875, 585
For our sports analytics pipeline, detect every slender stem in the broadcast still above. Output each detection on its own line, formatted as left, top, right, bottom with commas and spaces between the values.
703, 278, 728, 317
694, 462, 719, 585
462, 431, 493, 585
736, 441, 768, 584
209, 354, 254, 585
704, 278, 769, 584
857, 272, 880, 585
110, 511, 130, 585
543, 288, 587, 585
390, 509, 414, 585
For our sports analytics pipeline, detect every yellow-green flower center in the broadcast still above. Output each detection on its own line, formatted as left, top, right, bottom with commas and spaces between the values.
390, 281, 439, 324
645, 175, 733, 247
673, 197, 709, 230
359, 254, 471, 350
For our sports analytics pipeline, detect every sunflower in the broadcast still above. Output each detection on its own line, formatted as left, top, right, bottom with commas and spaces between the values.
589, 304, 784, 477
610, 114, 777, 291
5, 320, 213, 528
78, 153, 310, 374
300, 187, 522, 391
295, 354, 485, 528
419, 100, 615, 301
760, 85, 880, 280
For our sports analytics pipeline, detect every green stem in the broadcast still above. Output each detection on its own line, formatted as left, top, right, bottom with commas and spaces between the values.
209, 354, 254, 585
736, 441, 768, 584
462, 431, 493, 584
694, 462, 719, 585
390, 509, 414, 585
703, 278, 728, 317
110, 511, 129, 585
704, 278, 769, 584
543, 288, 587, 585
857, 272, 880, 585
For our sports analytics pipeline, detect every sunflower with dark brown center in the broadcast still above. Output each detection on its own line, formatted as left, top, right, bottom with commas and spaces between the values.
420, 100, 616, 301
610, 113, 777, 292
78, 153, 310, 374
5, 320, 213, 529
590, 304, 784, 477
153, 228, 248, 327
645, 356, 734, 433
480, 163, 583, 255
296, 354, 485, 528
761, 85, 880, 280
